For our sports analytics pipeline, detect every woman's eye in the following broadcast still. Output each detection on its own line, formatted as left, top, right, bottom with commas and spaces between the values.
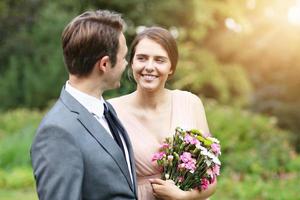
156, 58, 165, 63
137, 56, 146, 61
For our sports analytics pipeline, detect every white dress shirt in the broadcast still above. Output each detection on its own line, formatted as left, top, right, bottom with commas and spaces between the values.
65, 81, 133, 183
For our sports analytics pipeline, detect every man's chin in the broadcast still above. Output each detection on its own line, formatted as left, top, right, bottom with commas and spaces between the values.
114, 82, 121, 88
106, 82, 121, 91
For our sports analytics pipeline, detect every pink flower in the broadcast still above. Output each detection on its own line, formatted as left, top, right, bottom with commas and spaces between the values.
180, 152, 192, 163
167, 155, 174, 162
191, 138, 200, 145
184, 134, 194, 144
152, 152, 166, 162
160, 143, 170, 149
184, 134, 200, 145
211, 143, 221, 155
178, 176, 184, 183
203, 132, 212, 137
201, 178, 210, 190
212, 165, 220, 176
185, 159, 196, 173
178, 163, 186, 169
206, 168, 213, 177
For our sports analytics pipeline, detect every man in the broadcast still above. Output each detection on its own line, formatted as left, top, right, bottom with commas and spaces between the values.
31, 10, 137, 200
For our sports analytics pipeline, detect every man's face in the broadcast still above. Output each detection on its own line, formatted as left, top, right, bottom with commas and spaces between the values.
106, 33, 128, 89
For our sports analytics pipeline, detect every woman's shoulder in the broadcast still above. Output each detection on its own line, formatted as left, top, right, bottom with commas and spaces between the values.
171, 89, 202, 103
108, 93, 134, 109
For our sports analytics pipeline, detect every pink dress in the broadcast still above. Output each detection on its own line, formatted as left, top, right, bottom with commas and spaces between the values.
110, 90, 209, 200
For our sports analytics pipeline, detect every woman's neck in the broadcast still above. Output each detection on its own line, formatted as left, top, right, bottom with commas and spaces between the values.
133, 87, 171, 111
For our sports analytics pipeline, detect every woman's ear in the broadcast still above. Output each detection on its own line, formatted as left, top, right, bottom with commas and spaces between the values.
97, 56, 110, 72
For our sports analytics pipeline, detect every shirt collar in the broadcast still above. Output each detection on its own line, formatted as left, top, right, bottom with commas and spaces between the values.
65, 81, 105, 118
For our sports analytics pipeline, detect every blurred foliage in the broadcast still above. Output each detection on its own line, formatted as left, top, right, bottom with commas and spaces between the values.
0, 109, 41, 138
172, 48, 252, 106
0, 109, 41, 169
1, 1, 300, 199
0, 188, 37, 200
196, 0, 300, 150
0, 0, 299, 150
0, 167, 34, 189
206, 100, 294, 175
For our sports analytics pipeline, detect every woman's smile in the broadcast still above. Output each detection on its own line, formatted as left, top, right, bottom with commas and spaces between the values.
141, 74, 159, 81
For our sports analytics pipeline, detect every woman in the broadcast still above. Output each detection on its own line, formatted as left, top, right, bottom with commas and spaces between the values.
109, 27, 217, 200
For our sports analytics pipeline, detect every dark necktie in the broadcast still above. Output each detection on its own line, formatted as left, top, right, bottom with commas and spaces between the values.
103, 104, 126, 157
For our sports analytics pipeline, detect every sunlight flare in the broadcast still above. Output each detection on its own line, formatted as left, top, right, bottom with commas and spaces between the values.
288, 1, 300, 25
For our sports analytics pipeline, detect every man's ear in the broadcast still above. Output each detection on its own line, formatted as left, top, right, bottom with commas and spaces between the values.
97, 56, 111, 72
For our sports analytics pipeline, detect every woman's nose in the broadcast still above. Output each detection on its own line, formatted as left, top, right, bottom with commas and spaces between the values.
145, 60, 154, 72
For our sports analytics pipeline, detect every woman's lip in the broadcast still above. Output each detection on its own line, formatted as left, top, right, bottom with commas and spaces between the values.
141, 74, 158, 77
141, 74, 158, 81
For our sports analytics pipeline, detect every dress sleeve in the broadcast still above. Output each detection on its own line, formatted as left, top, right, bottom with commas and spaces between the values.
189, 93, 210, 135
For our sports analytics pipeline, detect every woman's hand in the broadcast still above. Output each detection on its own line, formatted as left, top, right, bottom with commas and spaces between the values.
150, 178, 217, 200
150, 178, 186, 200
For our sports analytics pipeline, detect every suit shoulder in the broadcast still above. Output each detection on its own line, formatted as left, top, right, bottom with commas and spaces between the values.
36, 99, 77, 133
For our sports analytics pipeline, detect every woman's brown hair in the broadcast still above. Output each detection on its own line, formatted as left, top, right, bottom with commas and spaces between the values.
129, 27, 178, 76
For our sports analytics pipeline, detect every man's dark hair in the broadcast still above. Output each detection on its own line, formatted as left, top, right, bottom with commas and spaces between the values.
62, 10, 125, 76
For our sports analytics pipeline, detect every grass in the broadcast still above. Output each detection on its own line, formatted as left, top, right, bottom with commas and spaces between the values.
212, 171, 300, 200
1, 172, 299, 200
0, 188, 37, 200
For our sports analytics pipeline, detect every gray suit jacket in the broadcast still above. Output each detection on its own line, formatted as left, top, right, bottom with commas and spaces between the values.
31, 88, 138, 200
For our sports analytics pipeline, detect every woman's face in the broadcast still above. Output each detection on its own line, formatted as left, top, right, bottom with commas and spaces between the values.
132, 38, 173, 92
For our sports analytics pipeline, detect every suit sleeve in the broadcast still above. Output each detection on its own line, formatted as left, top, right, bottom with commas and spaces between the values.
31, 125, 84, 200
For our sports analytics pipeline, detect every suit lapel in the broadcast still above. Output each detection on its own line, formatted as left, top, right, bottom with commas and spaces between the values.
59, 88, 134, 192
106, 102, 138, 195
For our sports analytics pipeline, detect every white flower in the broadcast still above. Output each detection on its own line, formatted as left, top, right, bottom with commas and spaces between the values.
205, 160, 212, 167
207, 152, 215, 159
196, 144, 206, 151
213, 157, 221, 165
206, 152, 221, 165
165, 173, 170, 179
200, 148, 209, 156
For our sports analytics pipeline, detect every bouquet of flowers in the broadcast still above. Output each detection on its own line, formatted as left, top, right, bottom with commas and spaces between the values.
152, 127, 221, 191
